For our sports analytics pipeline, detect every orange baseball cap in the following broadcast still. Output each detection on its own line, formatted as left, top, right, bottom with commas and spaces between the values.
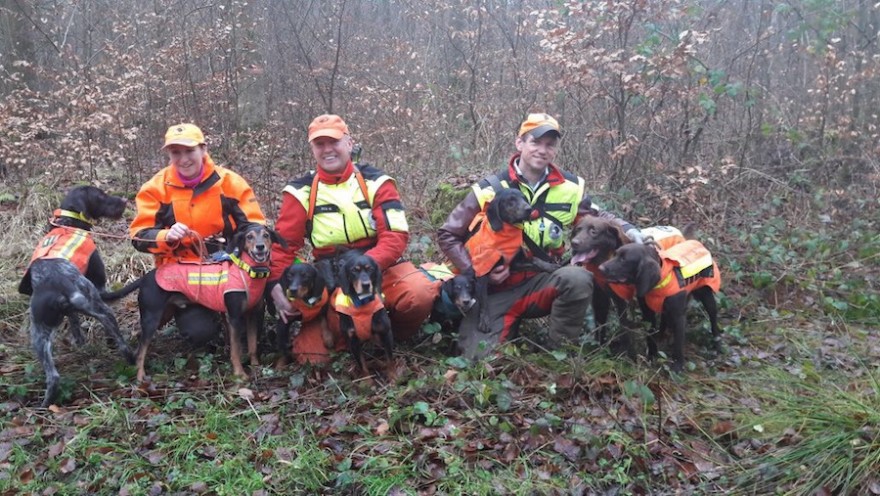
163, 123, 205, 149
517, 113, 562, 139
308, 114, 350, 142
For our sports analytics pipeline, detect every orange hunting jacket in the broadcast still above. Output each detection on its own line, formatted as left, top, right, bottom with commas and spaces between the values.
464, 212, 524, 278
643, 240, 721, 314
330, 288, 386, 341
130, 154, 266, 266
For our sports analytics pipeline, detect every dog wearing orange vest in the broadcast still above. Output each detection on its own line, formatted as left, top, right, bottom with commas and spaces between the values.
327, 250, 392, 375
19, 186, 135, 407
104, 223, 285, 381
598, 240, 722, 372
274, 260, 335, 366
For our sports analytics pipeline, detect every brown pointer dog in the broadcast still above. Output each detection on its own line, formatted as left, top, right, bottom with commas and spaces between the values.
103, 223, 285, 381
598, 241, 722, 372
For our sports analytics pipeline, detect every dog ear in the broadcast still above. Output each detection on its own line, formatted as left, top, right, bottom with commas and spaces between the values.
269, 228, 288, 249
370, 257, 383, 292
634, 254, 662, 298
613, 225, 630, 247
486, 197, 503, 232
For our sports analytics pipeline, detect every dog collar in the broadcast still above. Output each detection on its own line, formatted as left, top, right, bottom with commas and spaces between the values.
228, 253, 270, 278
53, 209, 94, 226
285, 290, 321, 306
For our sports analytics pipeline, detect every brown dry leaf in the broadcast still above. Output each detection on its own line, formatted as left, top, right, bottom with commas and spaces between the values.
375, 420, 390, 436
47, 441, 65, 459
553, 437, 581, 461
711, 420, 737, 438
19, 467, 34, 484
443, 369, 458, 382
58, 458, 76, 474
238, 388, 255, 400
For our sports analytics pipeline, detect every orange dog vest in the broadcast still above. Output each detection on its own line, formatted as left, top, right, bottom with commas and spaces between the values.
155, 257, 268, 312
643, 240, 721, 313
330, 288, 385, 341
465, 212, 524, 277
27, 227, 96, 274
289, 287, 330, 322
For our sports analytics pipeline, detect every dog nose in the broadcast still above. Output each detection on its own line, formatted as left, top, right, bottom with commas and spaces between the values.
571, 238, 580, 249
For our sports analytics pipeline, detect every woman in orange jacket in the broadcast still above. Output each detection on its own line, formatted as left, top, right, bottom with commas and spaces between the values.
130, 123, 267, 345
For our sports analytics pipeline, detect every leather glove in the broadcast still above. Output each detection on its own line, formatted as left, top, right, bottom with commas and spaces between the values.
625, 228, 646, 244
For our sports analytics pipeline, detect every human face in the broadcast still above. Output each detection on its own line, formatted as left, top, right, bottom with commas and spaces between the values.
515, 133, 559, 176
310, 135, 353, 174
166, 144, 206, 180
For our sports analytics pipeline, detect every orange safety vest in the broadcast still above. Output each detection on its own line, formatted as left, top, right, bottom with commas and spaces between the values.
27, 227, 96, 274
465, 211, 524, 277
643, 240, 721, 314
155, 255, 268, 313
330, 287, 386, 341
583, 227, 686, 301
289, 287, 330, 323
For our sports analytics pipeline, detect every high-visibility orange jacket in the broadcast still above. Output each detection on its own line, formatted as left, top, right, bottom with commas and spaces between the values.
130, 154, 266, 266
643, 240, 721, 314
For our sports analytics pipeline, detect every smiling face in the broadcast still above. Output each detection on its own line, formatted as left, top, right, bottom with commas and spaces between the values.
310, 135, 353, 174
515, 132, 559, 176
165, 144, 206, 180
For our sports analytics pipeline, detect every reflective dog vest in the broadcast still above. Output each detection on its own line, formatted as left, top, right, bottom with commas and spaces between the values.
585, 225, 686, 301
27, 227, 96, 274
289, 287, 329, 322
465, 211, 525, 277
330, 287, 386, 341
155, 256, 268, 312
643, 240, 721, 314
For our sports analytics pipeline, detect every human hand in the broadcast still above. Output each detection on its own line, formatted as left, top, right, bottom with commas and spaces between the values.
488, 264, 510, 285
166, 222, 190, 243
625, 228, 645, 244
271, 284, 300, 324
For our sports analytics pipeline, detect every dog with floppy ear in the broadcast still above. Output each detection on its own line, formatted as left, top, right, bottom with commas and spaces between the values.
465, 187, 555, 333
328, 250, 392, 374
598, 240, 722, 372
275, 259, 335, 365
103, 223, 286, 381
19, 185, 135, 407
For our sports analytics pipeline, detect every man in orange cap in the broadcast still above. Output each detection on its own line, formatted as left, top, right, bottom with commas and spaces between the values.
270, 114, 435, 364
438, 113, 643, 360
130, 123, 266, 345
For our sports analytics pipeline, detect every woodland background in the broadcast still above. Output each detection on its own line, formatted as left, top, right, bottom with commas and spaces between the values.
1, 1, 879, 495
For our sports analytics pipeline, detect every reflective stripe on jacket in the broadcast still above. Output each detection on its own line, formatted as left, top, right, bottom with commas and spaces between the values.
283, 165, 407, 250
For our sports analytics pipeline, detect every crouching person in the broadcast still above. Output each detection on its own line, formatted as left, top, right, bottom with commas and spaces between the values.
130, 123, 267, 346
437, 113, 641, 360
269, 114, 435, 364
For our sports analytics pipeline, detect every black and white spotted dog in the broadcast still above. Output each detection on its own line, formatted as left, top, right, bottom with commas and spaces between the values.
18, 186, 135, 407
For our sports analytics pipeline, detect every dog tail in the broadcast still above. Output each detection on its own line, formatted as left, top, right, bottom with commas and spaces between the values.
100, 278, 143, 301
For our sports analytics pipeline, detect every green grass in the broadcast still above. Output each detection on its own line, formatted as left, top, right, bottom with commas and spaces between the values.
2, 184, 879, 494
